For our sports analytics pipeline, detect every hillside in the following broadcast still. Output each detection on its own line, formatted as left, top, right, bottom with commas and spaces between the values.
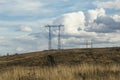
0, 47, 120, 68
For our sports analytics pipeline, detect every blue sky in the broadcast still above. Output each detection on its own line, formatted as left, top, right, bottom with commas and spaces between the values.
0, 0, 120, 55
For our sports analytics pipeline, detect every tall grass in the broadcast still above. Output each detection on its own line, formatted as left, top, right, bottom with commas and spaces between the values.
0, 63, 120, 80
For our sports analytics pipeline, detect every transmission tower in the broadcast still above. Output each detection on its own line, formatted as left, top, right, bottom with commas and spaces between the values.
90, 39, 93, 48
85, 40, 88, 48
45, 25, 52, 50
45, 25, 64, 50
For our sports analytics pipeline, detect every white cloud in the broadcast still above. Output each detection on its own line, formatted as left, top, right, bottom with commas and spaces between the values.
54, 8, 107, 35
86, 8, 106, 24
13, 34, 48, 53
19, 26, 32, 32
55, 8, 119, 34
87, 16, 120, 33
16, 47, 24, 51
16, 35, 37, 41
51, 8, 120, 48
0, 5, 120, 54
0, 18, 53, 28
93, 0, 120, 10
0, 0, 53, 16
112, 15, 120, 22
54, 11, 85, 34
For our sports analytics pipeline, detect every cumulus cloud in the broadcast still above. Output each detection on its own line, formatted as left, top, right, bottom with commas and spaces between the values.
85, 8, 106, 24
18, 26, 32, 32
1, 8, 120, 54
54, 8, 120, 34
54, 11, 86, 34
87, 16, 120, 33
53, 8, 98, 37
93, 0, 120, 10
51, 8, 120, 48
112, 15, 120, 22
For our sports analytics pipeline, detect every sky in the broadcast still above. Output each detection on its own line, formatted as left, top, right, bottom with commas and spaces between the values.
0, 0, 120, 55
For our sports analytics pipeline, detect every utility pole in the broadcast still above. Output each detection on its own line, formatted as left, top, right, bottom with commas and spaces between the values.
45, 25, 64, 50
58, 25, 63, 50
90, 39, 93, 48
45, 25, 52, 50
85, 40, 88, 48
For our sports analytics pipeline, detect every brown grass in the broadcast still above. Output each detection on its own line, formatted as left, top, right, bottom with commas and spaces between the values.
0, 47, 120, 68
0, 63, 120, 80
0, 47, 120, 80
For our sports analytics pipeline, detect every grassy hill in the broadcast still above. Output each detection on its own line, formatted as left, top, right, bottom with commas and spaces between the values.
0, 47, 120, 68
0, 47, 120, 80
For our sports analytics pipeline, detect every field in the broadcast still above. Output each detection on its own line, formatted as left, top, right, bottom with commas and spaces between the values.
0, 47, 120, 80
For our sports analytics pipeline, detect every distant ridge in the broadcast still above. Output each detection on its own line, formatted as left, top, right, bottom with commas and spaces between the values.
0, 47, 120, 68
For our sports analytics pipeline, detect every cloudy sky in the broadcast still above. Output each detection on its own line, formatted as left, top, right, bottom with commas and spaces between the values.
0, 0, 120, 55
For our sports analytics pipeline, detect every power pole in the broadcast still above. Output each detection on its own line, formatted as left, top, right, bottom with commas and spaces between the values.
45, 25, 64, 50
91, 39, 93, 48
45, 25, 52, 50
58, 25, 64, 50
85, 40, 88, 48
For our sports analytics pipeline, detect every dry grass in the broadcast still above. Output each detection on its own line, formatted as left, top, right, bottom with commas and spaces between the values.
0, 47, 120, 80
0, 63, 120, 80
0, 47, 120, 68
